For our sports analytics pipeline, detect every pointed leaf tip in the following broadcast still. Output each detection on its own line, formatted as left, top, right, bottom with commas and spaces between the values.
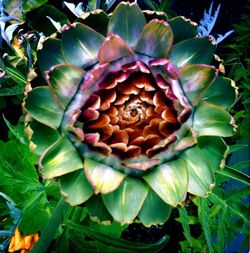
102, 177, 149, 224
84, 158, 126, 194
108, 2, 146, 47
169, 37, 216, 68
46, 64, 85, 109
135, 19, 173, 58
61, 22, 105, 68
98, 34, 133, 64
40, 135, 83, 179
144, 159, 188, 207
60, 170, 93, 205
179, 64, 217, 106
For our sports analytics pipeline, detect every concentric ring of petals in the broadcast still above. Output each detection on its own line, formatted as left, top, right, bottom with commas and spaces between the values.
69, 54, 191, 170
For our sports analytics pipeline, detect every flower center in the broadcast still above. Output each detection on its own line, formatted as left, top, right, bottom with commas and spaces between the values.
72, 60, 191, 163
118, 97, 147, 127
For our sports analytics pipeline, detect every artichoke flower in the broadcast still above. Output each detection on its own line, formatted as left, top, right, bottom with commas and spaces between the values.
24, 2, 237, 226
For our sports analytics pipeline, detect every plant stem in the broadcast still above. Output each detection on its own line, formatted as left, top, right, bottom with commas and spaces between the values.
31, 197, 68, 253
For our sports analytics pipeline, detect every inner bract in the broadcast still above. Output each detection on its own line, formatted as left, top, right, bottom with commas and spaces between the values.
73, 59, 191, 162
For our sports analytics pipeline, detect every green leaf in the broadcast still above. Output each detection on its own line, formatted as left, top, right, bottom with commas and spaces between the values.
193, 101, 235, 137
27, 4, 68, 36
169, 37, 216, 68
232, 160, 250, 171
142, 10, 167, 23
22, 0, 48, 13
0, 141, 54, 234
216, 208, 227, 253
84, 158, 126, 194
135, 19, 173, 58
3, 117, 28, 145
38, 38, 65, 75
215, 166, 250, 185
203, 76, 237, 109
168, 16, 198, 44
108, 2, 146, 47
40, 135, 83, 179
66, 220, 168, 253
4, 64, 27, 86
31, 198, 68, 253
98, 34, 133, 64
60, 170, 93, 205
86, 195, 113, 224
209, 189, 249, 224
82, 219, 128, 238
197, 136, 228, 170
0, 140, 38, 179
25, 87, 63, 129
29, 120, 60, 155
179, 64, 217, 106
144, 159, 188, 207
138, 189, 172, 227
46, 64, 85, 109
19, 191, 52, 234
61, 23, 105, 68
143, 0, 159, 10
178, 207, 193, 246
199, 198, 213, 253
78, 10, 109, 36
0, 85, 26, 96
181, 145, 214, 197
102, 177, 149, 224
228, 144, 248, 154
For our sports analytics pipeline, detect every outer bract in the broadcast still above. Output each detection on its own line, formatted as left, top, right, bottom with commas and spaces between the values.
24, 2, 237, 226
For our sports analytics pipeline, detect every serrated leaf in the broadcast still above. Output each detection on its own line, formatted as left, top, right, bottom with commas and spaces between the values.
4, 64, 27, 86
216, 208, 227, 253
3, 117, 28, 144
0, 141, 54, 234
208, 190, 249, 224
199, 198, 213, 253
178, 207, 193, 246
31, 198, 68, 253
216, 166, 250, 185
66, 220, 168, 253
197, 2, 220, 37
232, 160, 250, 171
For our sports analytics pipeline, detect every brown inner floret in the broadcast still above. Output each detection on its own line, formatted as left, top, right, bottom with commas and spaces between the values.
77, 61, 188, 160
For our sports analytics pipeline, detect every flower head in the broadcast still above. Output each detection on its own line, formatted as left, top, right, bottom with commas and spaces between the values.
25, 2, 237, 226
8, 228, 39, 253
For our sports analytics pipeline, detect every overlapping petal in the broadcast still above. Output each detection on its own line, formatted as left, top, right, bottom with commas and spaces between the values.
24, 1, 237, 226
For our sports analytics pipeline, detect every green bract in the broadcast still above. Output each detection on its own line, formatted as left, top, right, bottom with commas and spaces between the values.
24, 2, 237, 226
